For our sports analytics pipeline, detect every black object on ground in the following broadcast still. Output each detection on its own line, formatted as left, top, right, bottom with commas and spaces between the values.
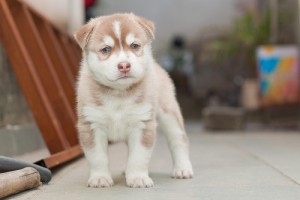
0, 156, 52, 183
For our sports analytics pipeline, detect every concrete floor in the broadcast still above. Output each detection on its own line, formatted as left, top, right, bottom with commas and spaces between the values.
7, 121, 300, 200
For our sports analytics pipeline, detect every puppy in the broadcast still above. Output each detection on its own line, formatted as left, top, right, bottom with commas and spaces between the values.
74, 13, 193, 188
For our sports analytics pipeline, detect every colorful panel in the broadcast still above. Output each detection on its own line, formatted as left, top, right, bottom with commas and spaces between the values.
257, 46, 300, 106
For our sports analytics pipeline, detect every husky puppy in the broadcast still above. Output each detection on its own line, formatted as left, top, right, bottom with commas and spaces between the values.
74, 13, 193, 188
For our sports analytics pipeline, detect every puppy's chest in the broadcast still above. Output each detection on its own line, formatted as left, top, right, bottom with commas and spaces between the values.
83, 95, 153, 141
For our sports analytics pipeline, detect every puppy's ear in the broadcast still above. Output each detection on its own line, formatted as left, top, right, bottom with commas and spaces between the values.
131, 14, 155, 40
74, 19, 96, 49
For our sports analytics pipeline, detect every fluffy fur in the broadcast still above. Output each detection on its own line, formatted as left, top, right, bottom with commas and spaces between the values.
75, 13, 193, 188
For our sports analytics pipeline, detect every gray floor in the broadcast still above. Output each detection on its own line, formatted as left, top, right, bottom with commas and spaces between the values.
7, 121, 300, 200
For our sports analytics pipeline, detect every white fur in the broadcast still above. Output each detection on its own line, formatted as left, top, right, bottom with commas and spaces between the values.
126, 127, 154, 188
126, 33, 135, 45
158, 108, 193, 178
103, 35, 115, 47
83, 96, 153, 142
113, 21, 123, 51
86, 44, 152, 90
84, 131, 113, 187
83, 90, 155, 188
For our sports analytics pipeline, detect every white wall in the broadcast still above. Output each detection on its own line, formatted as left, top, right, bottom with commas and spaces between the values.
24, 0, 84, 34
95, 0, 239, 54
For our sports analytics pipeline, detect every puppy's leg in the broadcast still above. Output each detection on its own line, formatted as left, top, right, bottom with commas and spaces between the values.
158, 106, 193, 179
126, 120, 156, 188
78, 121, 113, 187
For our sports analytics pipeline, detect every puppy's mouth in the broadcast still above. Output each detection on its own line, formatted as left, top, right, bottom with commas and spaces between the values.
116, 74, 134, 81
104, 75, 134, 83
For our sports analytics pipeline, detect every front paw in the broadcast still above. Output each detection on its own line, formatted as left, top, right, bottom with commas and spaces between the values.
172, 168, 193, 179
88, 175, 114, 188
126, 175, 154, 188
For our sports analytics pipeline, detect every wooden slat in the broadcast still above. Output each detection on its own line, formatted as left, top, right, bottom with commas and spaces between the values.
18, 3, 75, 150
70, 38, 82, 61
54, 29, 78, 79
31, 12, 76, 87
60, 35, 79, 69
22, 6, 78, 147
67, 38, 82, 65
29, 11, 76, 114
0, 0, 83, 167
35, 145, 83, 169
0, 0, 67, 153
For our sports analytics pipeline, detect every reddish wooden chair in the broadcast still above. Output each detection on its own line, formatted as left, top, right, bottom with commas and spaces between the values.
0, 0, 82, 168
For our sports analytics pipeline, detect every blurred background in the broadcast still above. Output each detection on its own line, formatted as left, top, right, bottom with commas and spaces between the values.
0, 0, 300, 157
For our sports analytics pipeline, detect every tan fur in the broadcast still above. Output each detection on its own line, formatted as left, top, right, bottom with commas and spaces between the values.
76, 67, 105, 149
74, 20, 96, 49
141, 120, 157, 148
77, 117, 95, 148
156, 66, 185, 131
75, 13, 154, 52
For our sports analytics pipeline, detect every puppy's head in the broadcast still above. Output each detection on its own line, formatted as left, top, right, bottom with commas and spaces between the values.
74, 13, 155, 90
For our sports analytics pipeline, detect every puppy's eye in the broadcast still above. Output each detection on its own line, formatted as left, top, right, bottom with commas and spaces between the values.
100, 46, 111, 54
130, 43, 140, 50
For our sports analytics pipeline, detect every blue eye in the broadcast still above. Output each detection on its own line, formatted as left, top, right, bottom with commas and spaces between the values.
130, 43, 140, 50
100, 46, 111, 54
